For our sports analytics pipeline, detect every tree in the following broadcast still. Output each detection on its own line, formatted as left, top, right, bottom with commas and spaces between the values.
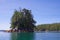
10, 8, 36, 32
22, 8, 36, 32
10, 10, 24, 31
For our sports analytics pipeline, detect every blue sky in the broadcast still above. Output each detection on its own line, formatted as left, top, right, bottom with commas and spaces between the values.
0, 0, 60, 30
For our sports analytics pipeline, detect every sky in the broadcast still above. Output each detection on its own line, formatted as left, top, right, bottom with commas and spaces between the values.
0, 0, 60, 30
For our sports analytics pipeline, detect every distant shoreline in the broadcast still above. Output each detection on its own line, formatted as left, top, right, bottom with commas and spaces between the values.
0, 30, 60, 33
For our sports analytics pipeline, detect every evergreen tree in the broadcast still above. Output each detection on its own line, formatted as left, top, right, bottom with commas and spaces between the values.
10, 8, 36, 32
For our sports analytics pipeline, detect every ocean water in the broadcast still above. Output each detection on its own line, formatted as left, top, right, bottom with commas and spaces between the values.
0, 32, 60, 40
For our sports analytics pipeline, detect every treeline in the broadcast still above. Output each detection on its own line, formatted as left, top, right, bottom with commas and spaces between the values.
35, 23, 60, 31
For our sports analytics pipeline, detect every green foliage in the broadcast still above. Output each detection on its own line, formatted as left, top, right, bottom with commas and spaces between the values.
36, 23, 60, 31
11, 10, 23, 29
10, 8, 36, 32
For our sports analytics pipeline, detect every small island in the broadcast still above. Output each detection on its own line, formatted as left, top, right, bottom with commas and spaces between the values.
9, 8, 36, 32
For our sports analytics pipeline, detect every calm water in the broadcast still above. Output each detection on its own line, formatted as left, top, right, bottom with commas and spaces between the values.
0, 32, 60, 40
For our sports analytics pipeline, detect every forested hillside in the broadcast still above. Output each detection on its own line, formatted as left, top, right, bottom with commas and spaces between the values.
35, 23, 60, 31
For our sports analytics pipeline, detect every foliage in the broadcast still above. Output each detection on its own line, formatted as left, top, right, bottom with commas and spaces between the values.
10, 8, 36, 32
35, 23, 60, 31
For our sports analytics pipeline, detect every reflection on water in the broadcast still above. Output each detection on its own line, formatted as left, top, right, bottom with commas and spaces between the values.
0, 32, 60, 40
11, 32, 35, 40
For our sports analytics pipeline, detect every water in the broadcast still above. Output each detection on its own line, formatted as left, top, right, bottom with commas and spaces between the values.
0, 32, 60, 40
